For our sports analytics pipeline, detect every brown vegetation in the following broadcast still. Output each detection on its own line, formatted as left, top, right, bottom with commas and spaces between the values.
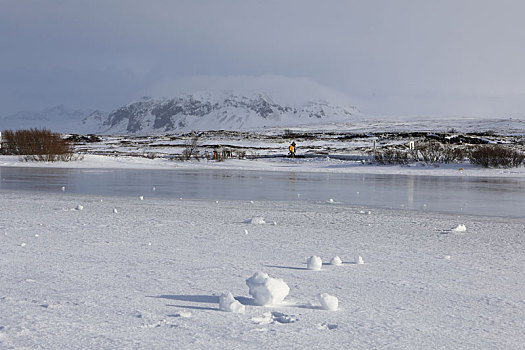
1, 128, 75, 161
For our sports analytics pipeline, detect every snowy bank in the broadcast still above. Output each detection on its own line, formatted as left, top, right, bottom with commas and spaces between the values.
1, 154, 525, 178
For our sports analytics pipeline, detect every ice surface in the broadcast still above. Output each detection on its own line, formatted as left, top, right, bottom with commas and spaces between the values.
1, 186, 524, 349
246, 272, 290, 306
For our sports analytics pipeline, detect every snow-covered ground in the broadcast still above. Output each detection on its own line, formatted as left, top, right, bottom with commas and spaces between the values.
1, 189, 524, 348
2, 154, 525, 178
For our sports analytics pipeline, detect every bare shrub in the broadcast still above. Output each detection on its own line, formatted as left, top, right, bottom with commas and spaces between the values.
182, 134, 200, 161
1, 128, 74, 161
442, 145, 465, 163
236, 150, 246, 159
469, 145, 524, 168
418, 141, 443, 164
374, 148, 409, 164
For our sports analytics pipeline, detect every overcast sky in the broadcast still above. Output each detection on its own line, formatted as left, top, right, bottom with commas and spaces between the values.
1, 0, 525, 118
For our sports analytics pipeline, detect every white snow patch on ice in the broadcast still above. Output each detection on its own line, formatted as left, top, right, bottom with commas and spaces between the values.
330, 256, 342, 266
452, 224, 467, 232
246, 217, 266, 225
219, 292, 245, 313
307, 256, 323, 270
356, 256, 364, 265
246, 272, 290, 306
317, 293, 339, 311
172, 311, 192, 318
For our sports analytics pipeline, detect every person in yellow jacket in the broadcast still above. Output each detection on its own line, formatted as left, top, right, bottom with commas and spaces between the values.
288, 141, 296, 158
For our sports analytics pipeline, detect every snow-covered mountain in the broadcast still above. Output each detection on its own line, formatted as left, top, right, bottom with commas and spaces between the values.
1, 92, 357, 135
0, 106, 106, 134
99, 92, 357, 134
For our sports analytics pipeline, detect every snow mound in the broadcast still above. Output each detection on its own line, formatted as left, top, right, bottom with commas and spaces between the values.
452, 224, 467, 232
317, 293, 339, 311
356, 255, 364, 264
246, 217, 266, 225
330, 256, 342, 266
246, 272, 290, 306
307, 255, 323, 270
219, 292, 245, 313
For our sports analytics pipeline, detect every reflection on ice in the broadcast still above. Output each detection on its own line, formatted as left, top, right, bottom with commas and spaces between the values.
0, 167, 524, 218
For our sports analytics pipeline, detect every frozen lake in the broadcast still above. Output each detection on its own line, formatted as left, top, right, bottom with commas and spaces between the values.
1, 166, 524, 218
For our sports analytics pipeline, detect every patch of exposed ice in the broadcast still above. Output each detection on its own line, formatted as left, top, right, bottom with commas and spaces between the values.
317, 322, 338, 330
271, 311, 297, 323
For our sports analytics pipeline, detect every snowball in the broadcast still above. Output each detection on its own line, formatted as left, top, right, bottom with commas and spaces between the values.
330, 256, 342, 266
452, 224, 467, 232
246, 272, 290, 306
356, 256, 364, 265
307, 256, 323, 270
75, 204, 83, 211
328, 198, 334, 203
113, 208, 118, 214
317, 293, 339, 311
219, 292, 245, 313
61, 186, 65, 191
247, 217, 265, 225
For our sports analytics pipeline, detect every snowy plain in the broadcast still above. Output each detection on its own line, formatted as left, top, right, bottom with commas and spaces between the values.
1, 154, 525, 348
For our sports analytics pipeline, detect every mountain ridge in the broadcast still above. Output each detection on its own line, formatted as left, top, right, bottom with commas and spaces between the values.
1, 92, 358, 134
